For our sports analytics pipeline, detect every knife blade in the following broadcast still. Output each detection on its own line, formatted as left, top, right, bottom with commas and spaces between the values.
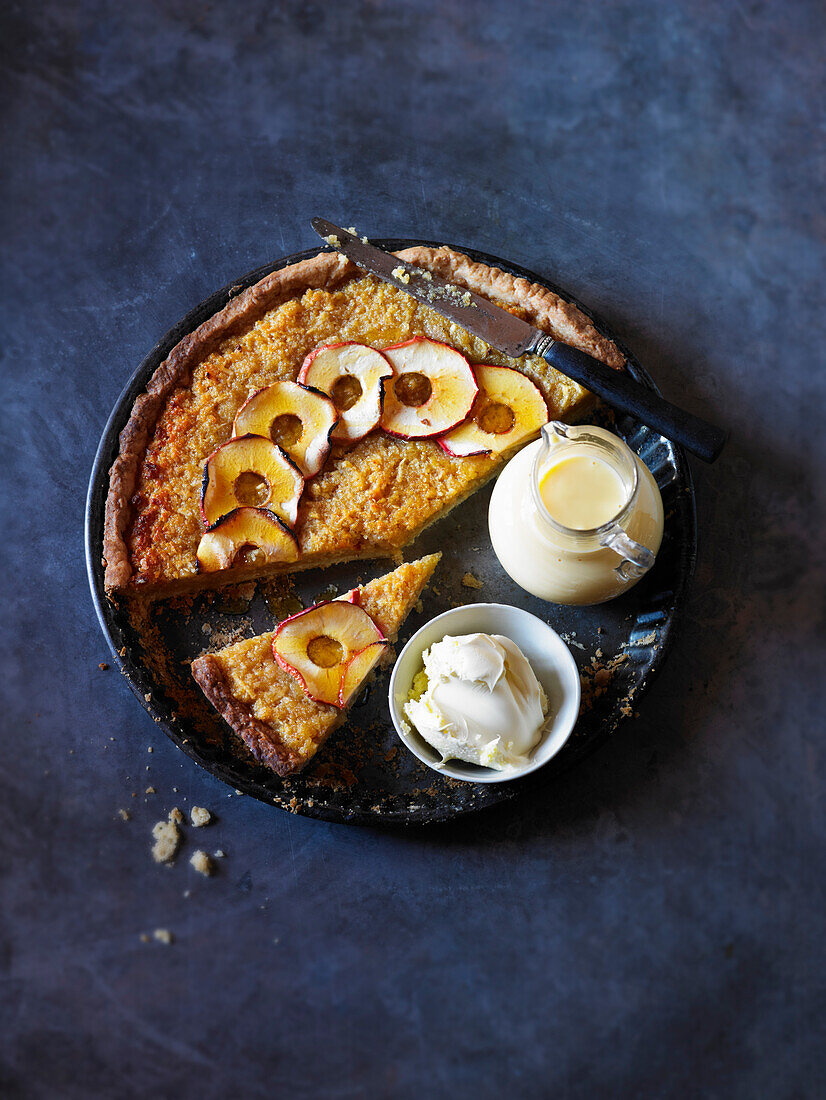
311, 217, 535, 356
310, 218, 727, 462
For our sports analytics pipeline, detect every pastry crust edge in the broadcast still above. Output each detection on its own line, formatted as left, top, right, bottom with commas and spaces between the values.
103, 246, 623, 593
190, 653, 320, 777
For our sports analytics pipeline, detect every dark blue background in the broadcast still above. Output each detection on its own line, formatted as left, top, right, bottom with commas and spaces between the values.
2, 2, 823, 1097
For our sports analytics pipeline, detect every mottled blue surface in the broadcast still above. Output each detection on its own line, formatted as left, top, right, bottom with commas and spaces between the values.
1, 2, 824, 1097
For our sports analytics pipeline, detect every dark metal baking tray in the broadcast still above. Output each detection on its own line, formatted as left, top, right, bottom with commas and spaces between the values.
85, 241, 696, 826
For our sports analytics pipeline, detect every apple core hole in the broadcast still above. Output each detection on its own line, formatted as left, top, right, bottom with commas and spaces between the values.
477, 402, 515, 435
307, 635, 344, 668
330, 374, 362, 411
270, 413, 303, 448
233, 543, 267, 567
395, 372, 432, 407
233, 471, 270, 507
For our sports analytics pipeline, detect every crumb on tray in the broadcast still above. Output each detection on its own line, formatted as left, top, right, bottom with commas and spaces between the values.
151, 820, 181, 864
190, 850, 215, 877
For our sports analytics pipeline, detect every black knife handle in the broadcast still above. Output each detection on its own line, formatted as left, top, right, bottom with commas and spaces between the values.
540, 340, 727, 463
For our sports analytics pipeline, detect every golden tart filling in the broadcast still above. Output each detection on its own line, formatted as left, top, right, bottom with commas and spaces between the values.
105, 247, 622, 596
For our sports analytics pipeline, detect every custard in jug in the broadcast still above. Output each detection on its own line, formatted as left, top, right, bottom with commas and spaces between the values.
488, 422, 664, 605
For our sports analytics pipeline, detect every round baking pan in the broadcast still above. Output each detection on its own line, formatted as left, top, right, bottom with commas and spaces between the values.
85, 240, 696, 826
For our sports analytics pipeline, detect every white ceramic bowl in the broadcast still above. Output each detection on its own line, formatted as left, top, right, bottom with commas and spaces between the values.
388, 603, 581, 783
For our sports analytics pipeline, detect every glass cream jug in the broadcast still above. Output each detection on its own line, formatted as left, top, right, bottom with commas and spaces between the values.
488, 422, 664, 605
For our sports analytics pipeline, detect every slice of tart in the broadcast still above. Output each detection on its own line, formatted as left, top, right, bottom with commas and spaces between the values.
104, 246, 624, 599
191, 554, 440, 776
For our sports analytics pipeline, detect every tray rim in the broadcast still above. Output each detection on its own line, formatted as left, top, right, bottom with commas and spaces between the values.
85, 239, 697, 826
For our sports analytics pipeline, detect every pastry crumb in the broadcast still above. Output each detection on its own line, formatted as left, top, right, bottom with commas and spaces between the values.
151, 820, 181, 864
214, 849, 226, 859
461, 572, 484, 589
98, 662, 109, 671
190, 806, 212, 827
190, 850, 215, 877
145, 786, 155, 794
392, 265, 411, 284
168, 807, 184, 824
118, 809, 131, 822
153, 928, 173, 945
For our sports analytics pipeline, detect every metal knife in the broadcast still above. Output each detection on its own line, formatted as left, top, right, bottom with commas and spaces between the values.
311, 218, 727, 463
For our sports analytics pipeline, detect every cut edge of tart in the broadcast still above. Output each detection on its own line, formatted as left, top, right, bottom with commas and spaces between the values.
190, 553, 441, 776
103, 246, 624, 598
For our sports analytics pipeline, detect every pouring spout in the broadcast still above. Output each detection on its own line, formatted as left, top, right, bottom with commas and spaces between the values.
542, 421, 572, 446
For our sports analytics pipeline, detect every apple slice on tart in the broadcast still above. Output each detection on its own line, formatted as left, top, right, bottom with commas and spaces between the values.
200, 435, 304, 528
233, 380, 338, 478
338, 641, 388, 708
439, 364, 549, 457
298, 342, 393, 442
196, 507, 299, 573
380, 337, 478, 439
272, 599, 387, 708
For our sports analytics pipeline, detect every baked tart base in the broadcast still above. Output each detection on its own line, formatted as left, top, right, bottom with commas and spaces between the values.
104, 246, 622, 599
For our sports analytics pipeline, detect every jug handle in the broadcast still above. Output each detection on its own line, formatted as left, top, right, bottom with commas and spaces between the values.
601, 524, 656, 581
